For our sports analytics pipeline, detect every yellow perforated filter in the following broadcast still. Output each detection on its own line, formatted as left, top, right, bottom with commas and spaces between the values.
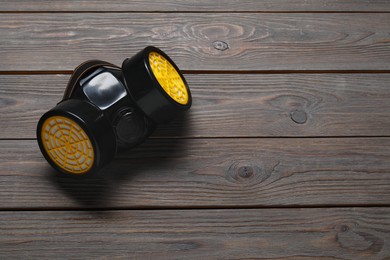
41, 115, 94, 174
149, 51, 188, 105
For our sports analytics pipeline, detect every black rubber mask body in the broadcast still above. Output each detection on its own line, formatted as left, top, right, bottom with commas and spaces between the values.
37, 46, 191, 175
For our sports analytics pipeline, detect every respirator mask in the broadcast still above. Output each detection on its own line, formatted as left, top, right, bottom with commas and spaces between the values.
37, 46, 191, 175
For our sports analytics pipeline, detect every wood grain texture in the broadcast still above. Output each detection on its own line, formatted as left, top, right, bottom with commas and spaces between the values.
1, 208, 390, 259
1, 74, 389, 139
1, 0, 390, 12
0, 13, 389, 71
1, 1, 389, 258
1, 138, 389, 209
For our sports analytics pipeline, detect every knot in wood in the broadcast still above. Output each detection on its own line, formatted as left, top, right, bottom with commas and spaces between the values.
237, 166, 254, 179
290, 110, 307, 124
213, 40, 229, 51
340, 225, 349, 232
336, 224, 384, 254
226, 160, 262, 184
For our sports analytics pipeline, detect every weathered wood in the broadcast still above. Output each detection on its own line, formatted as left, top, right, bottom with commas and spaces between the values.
1, 208, 390, 259
1, 1, 389, 258
1, 138, 389, 209
0, 13, 389, 71
1, 0, 390, 12
1, 74, 389, 139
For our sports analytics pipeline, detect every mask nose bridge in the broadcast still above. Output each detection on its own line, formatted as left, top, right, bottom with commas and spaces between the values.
62, 60, 120, 101
81, 69, 128, 111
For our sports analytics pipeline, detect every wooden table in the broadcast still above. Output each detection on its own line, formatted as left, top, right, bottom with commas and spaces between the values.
1, 1, 390, 259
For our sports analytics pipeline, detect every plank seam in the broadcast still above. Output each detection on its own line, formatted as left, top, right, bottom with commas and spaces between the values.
2, 70, 390, 76
2, 204, 390, 212
1, 11, 390, 14
2, 136, 390, 141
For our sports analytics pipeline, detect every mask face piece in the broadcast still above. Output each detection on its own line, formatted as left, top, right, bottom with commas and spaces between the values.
37, 46, 191, 176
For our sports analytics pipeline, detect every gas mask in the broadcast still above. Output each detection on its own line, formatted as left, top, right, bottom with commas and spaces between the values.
37, 46, 191, 175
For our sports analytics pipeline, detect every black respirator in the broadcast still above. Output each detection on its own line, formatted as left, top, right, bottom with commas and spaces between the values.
37, 46, 191, 175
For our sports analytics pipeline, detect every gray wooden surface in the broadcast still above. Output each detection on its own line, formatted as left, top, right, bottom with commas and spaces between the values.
2, 208, 390, 259
0, 13, 389, 71
0, 1, 389, 259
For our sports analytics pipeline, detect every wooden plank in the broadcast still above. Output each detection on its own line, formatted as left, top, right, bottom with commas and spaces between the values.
1, 74, 389, 139
1, 208, 390, 259
0, 138, 389, 209
0, 13, 389, 71
1, 0, 390, 12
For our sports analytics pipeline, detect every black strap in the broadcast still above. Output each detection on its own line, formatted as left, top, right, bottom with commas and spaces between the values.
63, 60, 120, 100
